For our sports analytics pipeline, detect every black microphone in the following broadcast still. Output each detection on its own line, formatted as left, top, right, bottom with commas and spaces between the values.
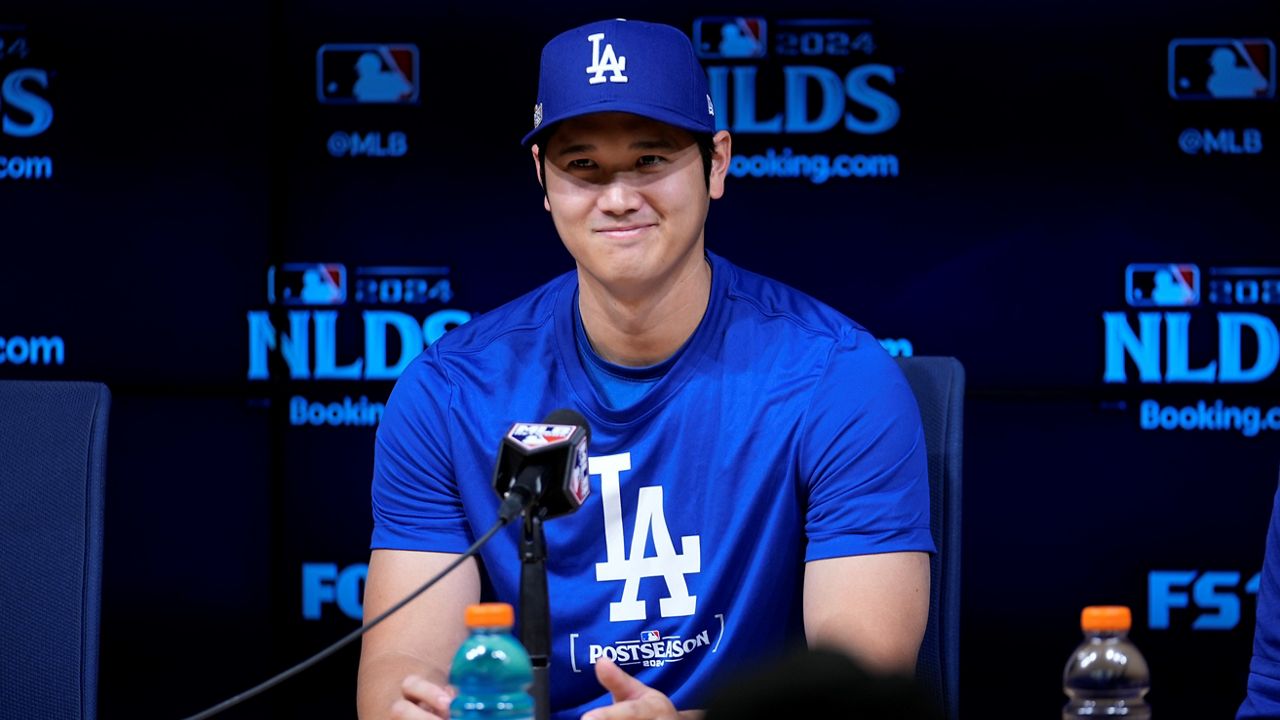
493, 409, 591, 522
492, 409, 591, 720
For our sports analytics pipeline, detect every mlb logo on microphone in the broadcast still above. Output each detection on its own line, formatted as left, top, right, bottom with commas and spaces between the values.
509, 423, 573, 449
641, 630, 661, 642
317, 43, 419, 104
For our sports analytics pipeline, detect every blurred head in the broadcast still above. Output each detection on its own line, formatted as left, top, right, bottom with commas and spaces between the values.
703, 648, 944, 720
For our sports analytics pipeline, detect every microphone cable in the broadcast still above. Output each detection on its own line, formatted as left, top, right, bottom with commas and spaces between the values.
181, 517, 509, 720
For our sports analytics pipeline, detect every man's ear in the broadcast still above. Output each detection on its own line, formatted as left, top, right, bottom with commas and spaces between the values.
708, 130, 732, 200
531, 144, 550, 212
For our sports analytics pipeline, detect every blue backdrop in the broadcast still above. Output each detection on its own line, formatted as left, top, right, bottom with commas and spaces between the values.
1, 1, 1276, 717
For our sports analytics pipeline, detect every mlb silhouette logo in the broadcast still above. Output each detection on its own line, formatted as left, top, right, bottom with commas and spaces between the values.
640, 630, 661, 642
693, 17, 768, 59
1169, 39, 1275, 100
317, 44, 419, 104
268, 263, 348, 306
1126, 264, 1200, 307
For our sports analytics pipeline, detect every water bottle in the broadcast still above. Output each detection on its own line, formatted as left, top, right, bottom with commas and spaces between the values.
449, 602, 535, 719
1062, 605, 1151, 718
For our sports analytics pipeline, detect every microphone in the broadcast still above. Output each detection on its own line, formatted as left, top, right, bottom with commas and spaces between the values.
493, 408, 591, 522
493, 409, 591, 720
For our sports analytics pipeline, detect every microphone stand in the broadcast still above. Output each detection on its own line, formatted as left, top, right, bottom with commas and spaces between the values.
519, 508, 551, 720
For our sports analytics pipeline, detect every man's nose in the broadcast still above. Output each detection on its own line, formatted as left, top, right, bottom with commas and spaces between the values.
596, 176, 644, 215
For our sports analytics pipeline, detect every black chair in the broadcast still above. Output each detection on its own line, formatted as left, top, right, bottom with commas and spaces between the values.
0, 381, 111, 720
897, 356, 964, 720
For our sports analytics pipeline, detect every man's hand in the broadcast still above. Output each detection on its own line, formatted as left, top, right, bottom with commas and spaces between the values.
388, 675, 455, 720
582, 658, 702, 720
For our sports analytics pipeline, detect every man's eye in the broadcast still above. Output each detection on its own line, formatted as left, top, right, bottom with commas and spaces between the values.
567, 158, 596, 169
638, 155, 664, 167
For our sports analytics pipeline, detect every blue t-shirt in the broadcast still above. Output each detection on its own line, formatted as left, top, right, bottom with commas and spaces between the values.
1240, 480, 1280, 719
371, 251, 934, 719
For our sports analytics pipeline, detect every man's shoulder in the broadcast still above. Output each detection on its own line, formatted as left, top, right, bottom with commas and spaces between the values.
716, 253, 871, 346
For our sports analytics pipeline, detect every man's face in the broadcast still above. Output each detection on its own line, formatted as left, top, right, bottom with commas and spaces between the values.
535, 112, 728, 299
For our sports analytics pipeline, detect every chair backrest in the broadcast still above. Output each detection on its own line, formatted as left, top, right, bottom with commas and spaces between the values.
0, 381, 110, 720
896, 356, 964, 720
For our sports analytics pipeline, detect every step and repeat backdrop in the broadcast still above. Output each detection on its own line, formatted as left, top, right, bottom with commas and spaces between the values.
1, 0, 1276, 717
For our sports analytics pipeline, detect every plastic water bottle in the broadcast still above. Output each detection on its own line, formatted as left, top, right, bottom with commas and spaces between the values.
449, 602, 534, 719
1062, 605, 1151, 718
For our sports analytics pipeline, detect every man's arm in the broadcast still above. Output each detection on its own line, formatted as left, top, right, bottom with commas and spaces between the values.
357, 549, 481, 720
803, 551, 930, 675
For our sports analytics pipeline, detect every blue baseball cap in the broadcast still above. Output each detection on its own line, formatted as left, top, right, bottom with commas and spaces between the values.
522, 18, 717, 147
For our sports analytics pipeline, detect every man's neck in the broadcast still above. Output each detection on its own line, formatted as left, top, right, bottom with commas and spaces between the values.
577, 250, 712, 367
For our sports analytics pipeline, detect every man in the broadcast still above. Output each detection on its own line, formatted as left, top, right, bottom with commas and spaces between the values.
357, 18, 932, 720
1239, 477, 1280, 719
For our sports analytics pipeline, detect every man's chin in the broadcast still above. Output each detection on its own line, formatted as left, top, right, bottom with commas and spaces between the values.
577, 264, 664, 297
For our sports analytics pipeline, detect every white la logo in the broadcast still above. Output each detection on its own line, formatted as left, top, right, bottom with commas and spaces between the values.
592, 453, 700, 622
586, 32, 628, 85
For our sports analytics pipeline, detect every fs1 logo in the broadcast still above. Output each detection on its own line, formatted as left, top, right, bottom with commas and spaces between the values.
1104, 264, 1280, 383
317, 44, 418, 104
696, 16, 898, 135
302, 563, 366, 620
1169, 38, 1275, 100
1149, 570, 1260, 630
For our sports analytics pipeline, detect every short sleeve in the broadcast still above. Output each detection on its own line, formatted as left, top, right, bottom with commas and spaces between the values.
800, 328, 935, 562
370, 347, 474, 553
1239, 482, 1280, 719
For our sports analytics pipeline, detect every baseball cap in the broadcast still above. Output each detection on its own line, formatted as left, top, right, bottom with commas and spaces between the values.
521, 18, 717, 147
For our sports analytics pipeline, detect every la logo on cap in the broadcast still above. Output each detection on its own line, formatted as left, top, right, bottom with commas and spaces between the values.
586, 32, 628, 84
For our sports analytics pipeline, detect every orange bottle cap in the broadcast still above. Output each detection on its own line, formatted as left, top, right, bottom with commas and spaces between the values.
1081, 605, 1131, 632
465, 602, 515, 628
